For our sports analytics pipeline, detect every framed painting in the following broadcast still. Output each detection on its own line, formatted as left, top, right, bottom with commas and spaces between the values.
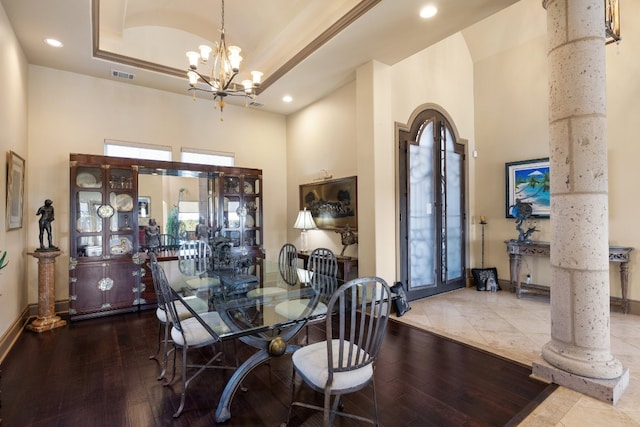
505, 158, 550, 218
299, 176, 357, 230
138, 196, 150, 218
471, 267, 500, 291
6, 151, 25, 230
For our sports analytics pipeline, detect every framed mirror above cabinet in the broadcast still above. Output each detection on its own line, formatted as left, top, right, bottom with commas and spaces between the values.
69, 153, 263, 320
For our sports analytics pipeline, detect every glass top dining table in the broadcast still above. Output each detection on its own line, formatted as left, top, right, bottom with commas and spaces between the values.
157, 257, 341, 423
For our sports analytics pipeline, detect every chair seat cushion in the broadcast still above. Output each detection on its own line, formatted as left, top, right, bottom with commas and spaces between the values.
171, 311, 230, 347
247, 287, 287, 298
156, 297, 208, 323
275, 299, 327, 321
293, 339, 373, 392
186, 277, 220, 289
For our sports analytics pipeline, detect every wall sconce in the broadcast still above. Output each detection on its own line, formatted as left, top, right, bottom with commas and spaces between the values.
313, 169, 333, 181
293, 207, 317, 252
605, 0, 620, 45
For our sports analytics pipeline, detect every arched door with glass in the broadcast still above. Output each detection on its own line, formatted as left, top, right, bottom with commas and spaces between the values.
399, 110, 466, 301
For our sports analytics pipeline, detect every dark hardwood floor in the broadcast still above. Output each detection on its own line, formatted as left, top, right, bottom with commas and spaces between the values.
1, 310, 554, 426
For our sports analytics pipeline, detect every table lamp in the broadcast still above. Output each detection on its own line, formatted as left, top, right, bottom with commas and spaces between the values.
296, 267, 314, 284
293, 207, 317, 252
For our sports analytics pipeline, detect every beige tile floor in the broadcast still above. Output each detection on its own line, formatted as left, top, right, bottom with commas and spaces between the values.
393, 287, 640, 426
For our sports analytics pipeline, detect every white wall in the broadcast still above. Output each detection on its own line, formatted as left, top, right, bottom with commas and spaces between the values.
0, 4, 29, 342
286, 0, 640, 304
469, 0, 640, 301
286, 82, 359, 256
286, 33, 477, 284
472, 32, 550, 283
388, 33, 477, 281
26, 66, 288, 302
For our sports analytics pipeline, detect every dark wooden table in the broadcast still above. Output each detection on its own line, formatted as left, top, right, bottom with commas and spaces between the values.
296, 251, 358, 281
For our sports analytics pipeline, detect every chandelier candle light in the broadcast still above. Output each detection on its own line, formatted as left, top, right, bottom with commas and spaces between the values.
293, 208, 317, 253
186, 0, 263, 120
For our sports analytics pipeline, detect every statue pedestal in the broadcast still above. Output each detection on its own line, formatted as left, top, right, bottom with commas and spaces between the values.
26, 250, 67, 333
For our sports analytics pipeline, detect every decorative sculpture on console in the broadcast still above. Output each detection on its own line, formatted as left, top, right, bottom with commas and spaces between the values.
510, 198, 538, 242
335, 224, 358, 256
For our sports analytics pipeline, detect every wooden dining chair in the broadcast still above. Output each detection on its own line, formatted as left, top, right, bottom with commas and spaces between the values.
284, 277, 392, 426
153, 257, 235, 418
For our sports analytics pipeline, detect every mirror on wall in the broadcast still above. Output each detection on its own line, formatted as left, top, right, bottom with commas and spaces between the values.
138, 170, 213, 242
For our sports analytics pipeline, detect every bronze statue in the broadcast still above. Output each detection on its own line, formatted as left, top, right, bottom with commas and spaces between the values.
195, 217, 211, 241
336, 224, 358, 256
36, 199, 58, 251
145, 218, 161, 251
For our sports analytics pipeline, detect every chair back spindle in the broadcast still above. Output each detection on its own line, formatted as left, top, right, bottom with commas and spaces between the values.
278, 243, 299, 285
178, 240, 212, 277
309, 247, 338, 278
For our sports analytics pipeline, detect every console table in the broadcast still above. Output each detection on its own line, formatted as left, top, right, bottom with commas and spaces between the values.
296, 251, 358, 281
505, 240, 633, 313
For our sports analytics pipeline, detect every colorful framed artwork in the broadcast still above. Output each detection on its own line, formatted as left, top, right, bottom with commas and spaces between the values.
6, 151, 25, 230
505, 158, 550, 218
299, 176, 357, 230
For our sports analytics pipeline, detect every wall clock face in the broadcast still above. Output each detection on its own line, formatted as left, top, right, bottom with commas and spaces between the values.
97, 204, 115, 218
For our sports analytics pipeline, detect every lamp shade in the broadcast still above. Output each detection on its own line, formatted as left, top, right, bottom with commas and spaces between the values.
296, 268, 314, 284
293, 208, 317, 231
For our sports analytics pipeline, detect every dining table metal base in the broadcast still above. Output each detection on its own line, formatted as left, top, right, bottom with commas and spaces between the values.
215, 342, 300, 423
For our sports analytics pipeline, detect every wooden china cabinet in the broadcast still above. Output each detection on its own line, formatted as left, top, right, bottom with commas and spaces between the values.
69, 154, 142, 320
213, 172, 263, 257
68, 153, 263, 320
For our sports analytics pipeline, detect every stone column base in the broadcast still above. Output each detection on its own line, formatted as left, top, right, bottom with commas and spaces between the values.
532, 360, 629, 405
26, 315, 67, 333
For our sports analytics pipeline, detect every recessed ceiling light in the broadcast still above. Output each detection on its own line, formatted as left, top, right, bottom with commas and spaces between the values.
420, 5, 438, 19
282, 95, 293, 103
44, 38, 63, 48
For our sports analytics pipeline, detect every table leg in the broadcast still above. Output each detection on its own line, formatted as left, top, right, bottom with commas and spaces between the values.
620, 261, 629, 314
215, 343, 299, 423
342, 262, 349, 281
509, 253, 522, 298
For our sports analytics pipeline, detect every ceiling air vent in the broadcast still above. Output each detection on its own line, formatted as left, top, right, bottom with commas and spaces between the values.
111, 69, 135, 80
248, 101, 263, 108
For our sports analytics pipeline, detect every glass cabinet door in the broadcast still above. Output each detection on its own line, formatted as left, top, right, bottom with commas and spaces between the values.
74, 166, 104, 258
107, 168, 135, 256
243, 175, 261, 248
217, 173, 263, 254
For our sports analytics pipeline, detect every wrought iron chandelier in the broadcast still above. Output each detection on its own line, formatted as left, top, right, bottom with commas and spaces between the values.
186, 0, 263, 120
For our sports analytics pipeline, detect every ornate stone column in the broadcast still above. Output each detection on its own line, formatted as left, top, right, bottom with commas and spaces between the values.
26, 250, 67, 332
533, 0, 628, 403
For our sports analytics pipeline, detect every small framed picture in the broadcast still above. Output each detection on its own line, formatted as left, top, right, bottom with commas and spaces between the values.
505, 158, 550, 218
6, 151, 25, 230
138, 196, 150, 218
